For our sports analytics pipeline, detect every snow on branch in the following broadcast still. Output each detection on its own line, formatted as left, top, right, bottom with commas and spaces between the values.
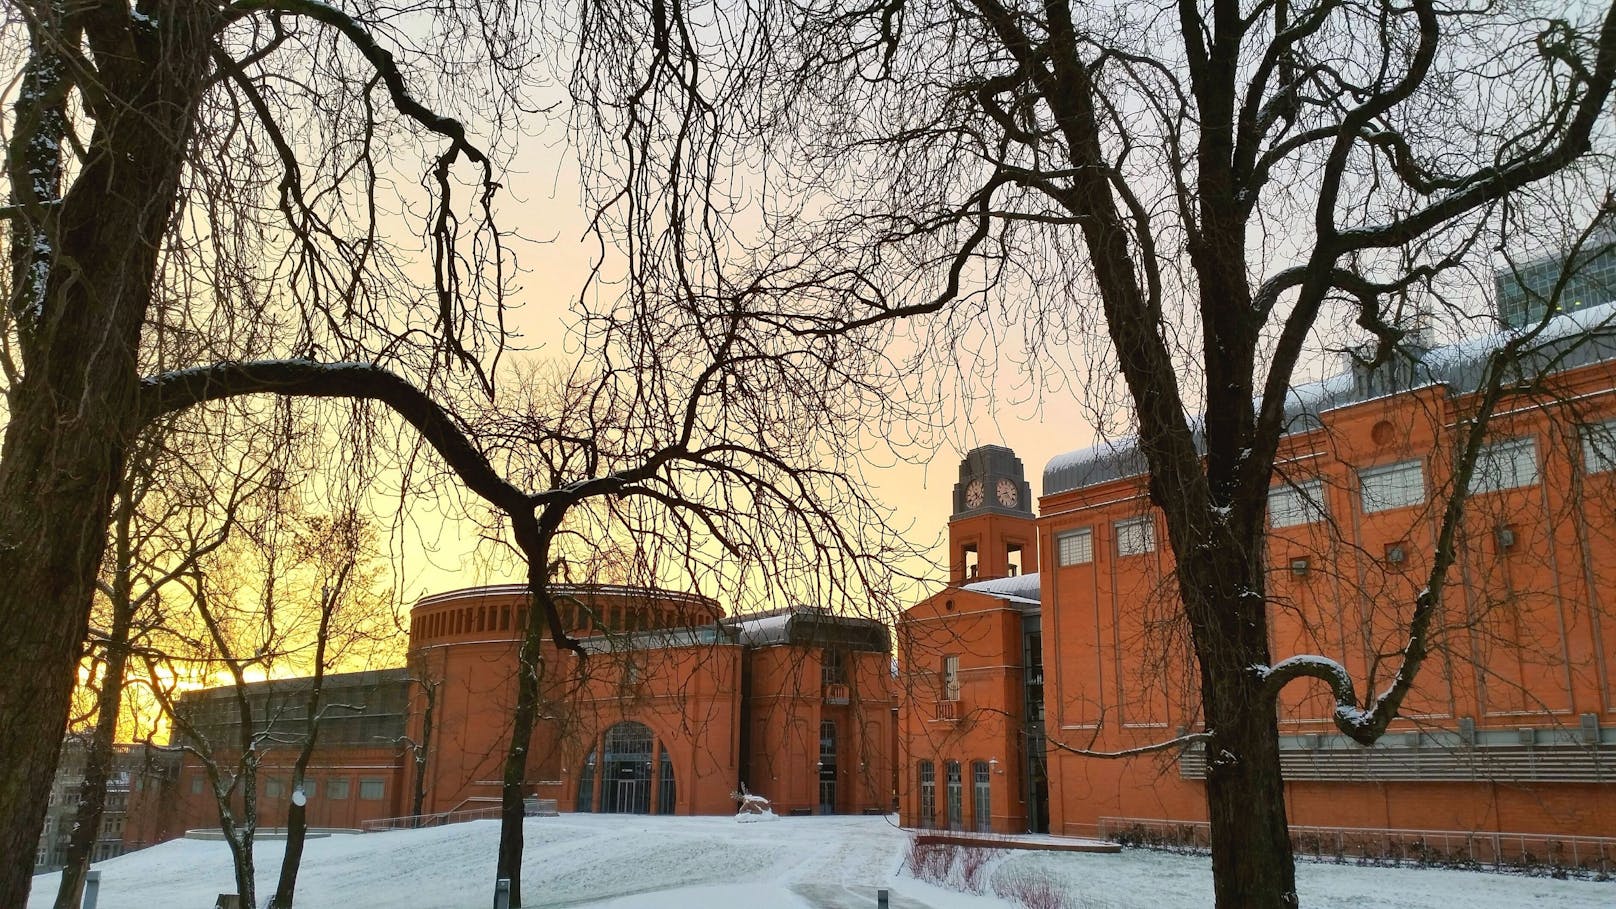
139, 359, 522, 513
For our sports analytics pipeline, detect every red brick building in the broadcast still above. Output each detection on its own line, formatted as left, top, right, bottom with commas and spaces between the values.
158, 584, 895, 837
901, 316, 1616, 842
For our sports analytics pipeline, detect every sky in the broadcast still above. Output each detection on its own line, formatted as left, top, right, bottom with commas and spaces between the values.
378, 124, 1105, 617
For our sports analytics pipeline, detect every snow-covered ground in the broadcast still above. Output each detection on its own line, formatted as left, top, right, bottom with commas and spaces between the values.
27, 814, 1613, 909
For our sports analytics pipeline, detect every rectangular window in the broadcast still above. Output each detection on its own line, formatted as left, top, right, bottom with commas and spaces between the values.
1269, 479, 1326, 528
918, 761, 936, 829
1471, 437, 1539, 493
265, 778, 284, 799
359, 778, 384, 800
1056, 529, 1093, 566
328, 777, 350, 800
1359, 460, 1425, 512
190, 776, 204, 795
303, 778, 316, 799
1581, 419, 1616, 474
1114, 516, 1156, 556
942, 655, 960, 701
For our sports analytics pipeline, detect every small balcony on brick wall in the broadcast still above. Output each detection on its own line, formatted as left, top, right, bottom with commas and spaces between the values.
936, 698, 964, 722
823, 683, 851, 706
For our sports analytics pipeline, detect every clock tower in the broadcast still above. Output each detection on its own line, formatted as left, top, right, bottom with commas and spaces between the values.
948, 445, 1036, 583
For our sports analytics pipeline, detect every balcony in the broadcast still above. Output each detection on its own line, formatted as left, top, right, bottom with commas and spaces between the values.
823, 683, 851, 706
936, 699, 963, 722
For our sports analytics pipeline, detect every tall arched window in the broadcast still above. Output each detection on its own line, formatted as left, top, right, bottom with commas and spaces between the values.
818, 720, 837, 814
917, 760, 935, 829
576, 747, 597, 813
945, 760, 963, 831
657, 747, 676, 815
601, 721, 654, 814
972, 761, 991, 832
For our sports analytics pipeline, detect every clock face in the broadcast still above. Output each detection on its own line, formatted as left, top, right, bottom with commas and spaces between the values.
964, 479, 985, 509
996, 478, 1019, 508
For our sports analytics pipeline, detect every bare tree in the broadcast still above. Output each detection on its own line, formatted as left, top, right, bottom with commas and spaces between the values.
0, 4, 921, 906
469, 327, 920, 903
50, 418, 242, 909
573, 0, 1616, 905
269, 509, 380, 909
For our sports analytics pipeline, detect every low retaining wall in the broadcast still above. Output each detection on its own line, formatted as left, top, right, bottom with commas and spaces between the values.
913, 832, 1121, 854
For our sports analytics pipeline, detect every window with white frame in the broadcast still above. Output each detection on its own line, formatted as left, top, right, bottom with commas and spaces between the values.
1269, 479, 1326, 528
1114, 516, 1156, 556
1470, 437, 1539, 493
1056, 529, 1093, 566
1359, 460, 1425, 512
942, 654, 960, 701
1581, 419, 1616, 474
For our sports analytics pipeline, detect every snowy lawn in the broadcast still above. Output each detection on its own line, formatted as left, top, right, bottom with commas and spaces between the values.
26, 814, 1613, 909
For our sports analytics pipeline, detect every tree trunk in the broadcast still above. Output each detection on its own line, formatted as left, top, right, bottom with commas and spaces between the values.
410, 673, 438, 825
53, 472, 141, 909
1201, 670, 1297, 909
1180, 540, 1298, 909
52, 631, 133, 909
0, 7, 214, 904
272, 791, 310, 909
497, 622, 545, 908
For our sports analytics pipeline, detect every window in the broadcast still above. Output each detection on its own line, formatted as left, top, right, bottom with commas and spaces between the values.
942, 655, 960, 701
303, 778, 316, 799
190, 776, 204, 795
328, 777, 350, 800
1581, 419, 1616, 474
1269, 479, 1326, 528
1114, 516, 1156, 556
657, 748, 676, 816
918, 761, 936, 828
1056, 529, 1093, 566
576, 748, 596, 813
1359, 460, 1424, 512
821, 649, 846, 687
972, 761, 992, 833
359, 778, 384, 800
265, 777, 284, 799
1471, 437, 1538, 493
945, 761, 963, 830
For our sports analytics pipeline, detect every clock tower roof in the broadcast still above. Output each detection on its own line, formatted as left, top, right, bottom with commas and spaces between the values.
951, 445, 1034, 518
947, 445, 1037, 584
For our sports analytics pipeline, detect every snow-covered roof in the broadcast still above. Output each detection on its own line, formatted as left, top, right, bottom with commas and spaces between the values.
726, 605, 890, 651
1044, 302, 1616, 496
960, 572, 1041, 607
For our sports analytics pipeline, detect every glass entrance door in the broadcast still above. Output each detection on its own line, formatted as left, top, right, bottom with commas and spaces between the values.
601, 721, 654, 815
818, 720, 837, 814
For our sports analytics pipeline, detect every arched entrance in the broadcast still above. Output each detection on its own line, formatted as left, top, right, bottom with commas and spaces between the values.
601, 721, 655, 814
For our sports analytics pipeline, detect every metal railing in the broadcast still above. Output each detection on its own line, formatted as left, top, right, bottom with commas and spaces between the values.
360, 805, 504, 832
1097, 816, 1616, 873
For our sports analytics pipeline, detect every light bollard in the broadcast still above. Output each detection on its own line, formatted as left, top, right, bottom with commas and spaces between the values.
81, 870, 101, 909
